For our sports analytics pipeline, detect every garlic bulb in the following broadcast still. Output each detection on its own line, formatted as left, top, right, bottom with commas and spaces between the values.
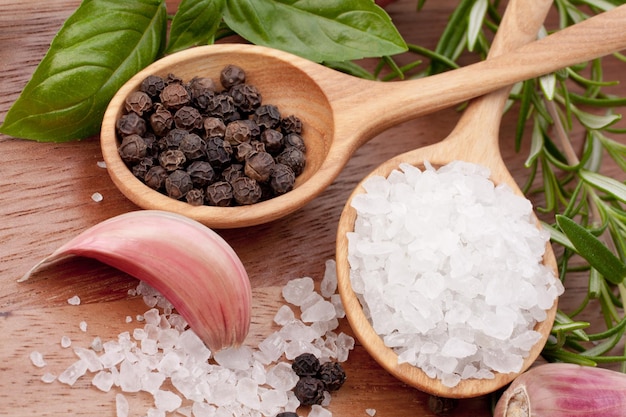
494, 363, 626, 417
20, 210, 252, 352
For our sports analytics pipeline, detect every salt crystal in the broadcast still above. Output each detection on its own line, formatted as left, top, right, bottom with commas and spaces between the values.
321, 259, 338, 298
154, 390, 182, 412
265, 362, 299, 391
301, 299, 336, 323
58, 359, 89, 385
177, 329, 211, 363
282, 277, 315, 306
74, 347, 103, 372
91, 192, 103, 202
79, 321, 88, 332
257, 332, 286, 364
236, 377, 261, 410
366, 409, 377, 416
214, 346, 253, 371
97, 160, 107, 169
274, 305, 296, 325
67, 295, 81, 305
116, 393, 129, 417
125, 316, 133, 323
309, 404, 333, 417
61, 335, 72, 348
29, 351, 46, 368
92, 370, 115, 392
41, 372, 56, 383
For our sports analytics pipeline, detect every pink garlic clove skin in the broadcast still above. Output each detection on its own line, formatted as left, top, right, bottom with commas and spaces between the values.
19, 210, 252, 352
494, 363, 626, 417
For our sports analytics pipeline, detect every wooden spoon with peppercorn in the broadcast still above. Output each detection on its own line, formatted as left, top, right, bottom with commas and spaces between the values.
335, 0, 558, 400
101, 5, 626, 228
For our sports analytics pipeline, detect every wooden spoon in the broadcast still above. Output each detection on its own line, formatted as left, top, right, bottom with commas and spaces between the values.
101, 5, 626, 228
335, 0, 558, 399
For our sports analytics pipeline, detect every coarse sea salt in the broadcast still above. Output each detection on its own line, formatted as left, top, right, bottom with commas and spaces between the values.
347, 161, 564, 387
32, 260, 353, 417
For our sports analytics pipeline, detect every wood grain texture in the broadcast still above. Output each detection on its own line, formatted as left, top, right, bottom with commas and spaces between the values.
0, 0, 624, 416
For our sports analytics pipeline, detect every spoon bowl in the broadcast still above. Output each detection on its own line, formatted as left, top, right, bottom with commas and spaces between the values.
335, 0, 560, 398
101, 5, 626, 228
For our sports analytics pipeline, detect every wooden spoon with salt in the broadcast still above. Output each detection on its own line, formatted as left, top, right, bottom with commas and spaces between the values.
336, 0, 559, 399
101, 5, 626, 228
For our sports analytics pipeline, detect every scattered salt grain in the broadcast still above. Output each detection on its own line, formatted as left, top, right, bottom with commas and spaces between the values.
91, 192, 103, 202
366, 408, 377, 416
29, 351, 46, 368
125, 315, 133, 323
116, 393, 129, 417
97, 160, 107, 169
348, 161, 564, 387
154, 390, 182, 412
58, 359, 89, 385
67, 295, 81, 305
41, 372, 56, 383
309, 404, 333, 417
61, 335, 72, 348
79, 321, 88, 332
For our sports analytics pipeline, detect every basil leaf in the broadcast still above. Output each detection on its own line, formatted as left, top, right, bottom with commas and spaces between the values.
556, 215, 626, 284
0, 0, 167, 142
166, 0, 225, 54
222, 0, 407, 63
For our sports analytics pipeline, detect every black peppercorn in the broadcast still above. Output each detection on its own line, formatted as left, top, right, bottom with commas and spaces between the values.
118, 134, 148, 164
220, 64, 246, 89
206, 93, 236, 120
185, 188, 205, 206
149, 104, 173, 136
231, 176, 262, 205
174, 105, 203, 131
270, 163, 295, 195
292, 353, 321, 377
276, 146, 306, 176
124, 91, 152, 116
282, 133, 306, 152
188, 76, 216, 111
206, 137, 233, 170
160, 128, 189, 151
261, 129, 283, 154
187, 160, 216, 188
145, 166, 168, 190
317, 361, 346, 391
165, 73, 183, 85
204, 117, 226, 139
159, 149, 186, 172
179, 133, 207, 161
222, 163, 244, 183
281, 115, 303, 135
229, 83, 262, 114
132, 157, 154, 180
245, 151, 275, 183
224, 120, 252, 146
116, 112, 147, 137
160, 83, 190, 110
235, 142, 255, 163
275, 413, 298, 417
293, 376, 325, 406
165, 169, 193, 199
206, 181, 233, 206
140, 75, 165, 98
253, 104, 281, 130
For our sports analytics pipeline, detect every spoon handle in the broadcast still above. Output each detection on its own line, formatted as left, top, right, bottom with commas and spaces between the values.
329, 4, 626, 149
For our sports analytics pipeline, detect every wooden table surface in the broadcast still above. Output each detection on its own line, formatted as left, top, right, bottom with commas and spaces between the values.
1, 1, 625, 416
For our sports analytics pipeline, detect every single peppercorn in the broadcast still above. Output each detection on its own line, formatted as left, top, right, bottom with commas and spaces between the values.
132, 157, 154, 180
145, 166, 168, 190
222, 164, 244, 183
159, 149, 186, 172
231, 176, 262, 205
235, 142, 255, 163
240, 119, 261, 140
277, 146, 306, 176
179, 133, 207, 161
206, 181, 233, 206
140, 75, 165, 98
245, 151, 275, 183
165, 169, 193, 200
292, 353, 321, 377
206, 93, 236, 120
174, 105, 203, 131
224, 120, 252, 146
293, 376, 325, 406
118, 134, 148, 164
253, 104, 281, 130
261, 129, 283, 154
229, 83, 262, 114
160, 83, 190, 110
317, 361, 346, 391
185, 188, 205, 206
188, 76, 216, 110
204, 117, 226, 139
124, 91, 153, 116
149, 104, 173, 136
282, 133, 306, 152
281, 114, 303, 135
187, 160, 216, 187
220, 64, 246, 89
270, 163, 295, 195
206, 137, 233, 170
117, 112, 147, 137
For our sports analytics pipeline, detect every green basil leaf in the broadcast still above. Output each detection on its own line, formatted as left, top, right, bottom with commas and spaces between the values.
222, 0, 407, 63
556, 215, 626, 284
0, 0, 167, 142
166, 0, 225, 54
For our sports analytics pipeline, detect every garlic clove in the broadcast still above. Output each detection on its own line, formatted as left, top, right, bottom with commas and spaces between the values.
494, 363, 626, 417
20, 210, 252, 352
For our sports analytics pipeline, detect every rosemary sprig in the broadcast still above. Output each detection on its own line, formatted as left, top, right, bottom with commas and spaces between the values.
352, 0, 626, 370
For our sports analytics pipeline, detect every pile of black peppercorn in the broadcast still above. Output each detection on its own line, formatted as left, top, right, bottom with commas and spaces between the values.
291, 353, 347, 406
115, 65, 306, 207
